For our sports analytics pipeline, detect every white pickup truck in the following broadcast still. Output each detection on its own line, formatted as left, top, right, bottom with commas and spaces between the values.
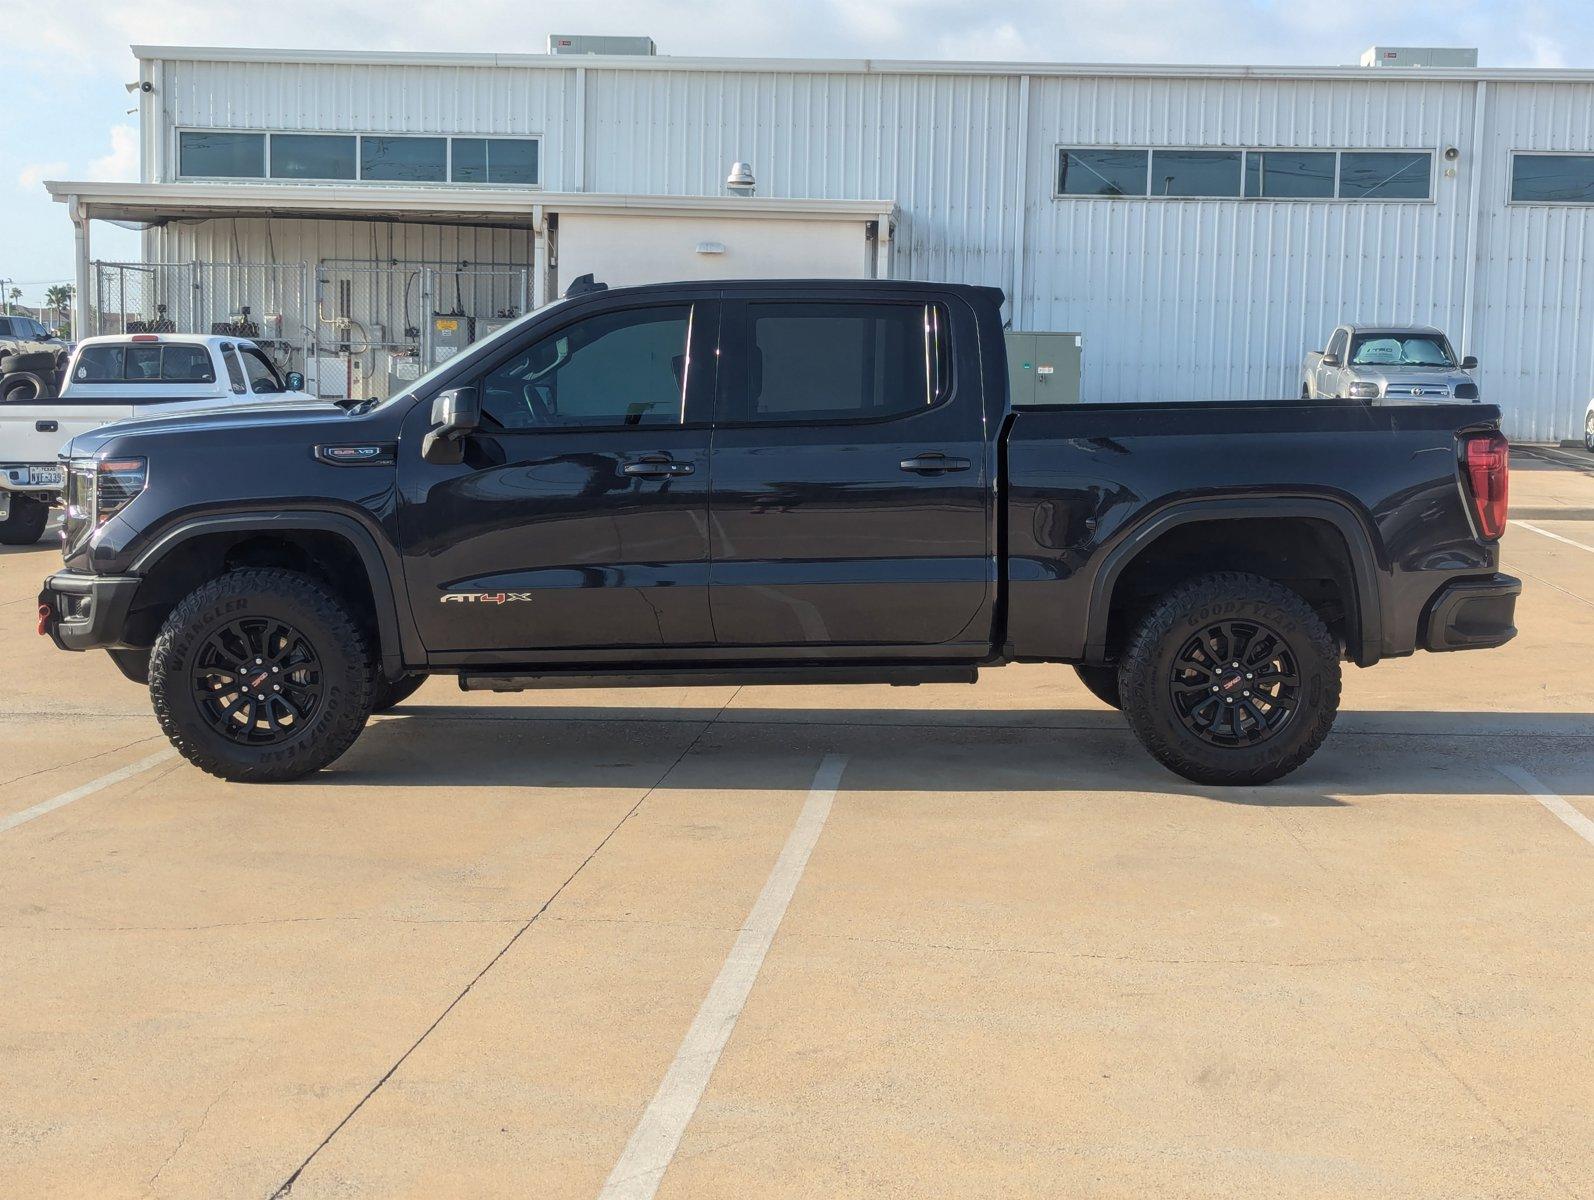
1, 333, 308, 544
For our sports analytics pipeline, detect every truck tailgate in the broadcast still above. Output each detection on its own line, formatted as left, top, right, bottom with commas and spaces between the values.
1, 404, 136, 465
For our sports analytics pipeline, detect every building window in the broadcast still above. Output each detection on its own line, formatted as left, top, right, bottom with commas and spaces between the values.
1057, 149, 1148, 197
1511, 154, 1594, 203
179, 131, 266, 178
1056, 147, 1431, 201
1245, 150, 1336, 198
271, 134, 357, 180
1150, 149, 1243, 197
361, 136, 447, 182
1338, 151, 1431, 199
178, 130, 541, 187
451, 138, 540, 185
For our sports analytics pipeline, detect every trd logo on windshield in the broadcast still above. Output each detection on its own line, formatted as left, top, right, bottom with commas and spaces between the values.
440, 592, 534, 605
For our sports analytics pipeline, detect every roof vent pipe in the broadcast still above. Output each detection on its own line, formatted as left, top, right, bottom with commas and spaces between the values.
726, 161, 756, 196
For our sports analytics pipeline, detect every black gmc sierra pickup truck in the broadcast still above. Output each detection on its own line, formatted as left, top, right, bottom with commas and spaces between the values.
39, 279, 1519, 786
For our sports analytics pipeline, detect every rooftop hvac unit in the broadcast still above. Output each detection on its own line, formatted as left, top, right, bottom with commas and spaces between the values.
1359, 46, 1479, 68
548, 34, 656, 56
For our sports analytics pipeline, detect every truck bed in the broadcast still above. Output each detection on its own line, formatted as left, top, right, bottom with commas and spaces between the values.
1002, 400, 1502, 664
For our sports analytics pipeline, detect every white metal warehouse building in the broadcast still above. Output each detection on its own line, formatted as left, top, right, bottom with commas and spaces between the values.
46, 41, 1594, 441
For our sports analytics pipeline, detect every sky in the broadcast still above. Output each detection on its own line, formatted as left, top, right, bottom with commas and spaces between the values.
1, 0, 1590, 306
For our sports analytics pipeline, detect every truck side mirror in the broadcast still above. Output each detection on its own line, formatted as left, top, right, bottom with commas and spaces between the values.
1460, 355, 1478, 370
1321, 353, 1341, 368
421, 386, 481, 465
286, 371, 305, 392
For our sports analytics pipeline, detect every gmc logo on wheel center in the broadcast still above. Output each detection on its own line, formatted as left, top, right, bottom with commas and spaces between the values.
440, 593, 534, 605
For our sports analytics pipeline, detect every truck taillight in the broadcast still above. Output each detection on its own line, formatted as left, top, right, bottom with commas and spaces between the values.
1462, 431, 1509, 540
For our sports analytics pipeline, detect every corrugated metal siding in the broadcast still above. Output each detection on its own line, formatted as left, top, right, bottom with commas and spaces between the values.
1472, 81, 1594, 443
146, 56, 1594, 439
1023, 76, 1479, 407
584, 68, 1022, 293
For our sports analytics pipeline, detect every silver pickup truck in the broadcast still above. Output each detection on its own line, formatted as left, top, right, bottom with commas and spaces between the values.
1302, 324, 1480, 403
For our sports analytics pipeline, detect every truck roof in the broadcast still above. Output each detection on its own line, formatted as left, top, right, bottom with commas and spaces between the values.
560, 277, 1008, 307
1343, 324, 1446, 337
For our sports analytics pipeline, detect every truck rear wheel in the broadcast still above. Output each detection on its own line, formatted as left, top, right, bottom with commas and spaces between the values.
0, 493, 49, 544
1073, 664, 1122, 710
149, 568, 375, 782
1117, 572, 1340, 786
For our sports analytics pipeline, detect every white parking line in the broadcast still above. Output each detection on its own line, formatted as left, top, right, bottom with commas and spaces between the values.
1497, 764, 1594, 847
0, 750, 177, 835
1517, 520, 1594, 555
598, 753, 848, 1200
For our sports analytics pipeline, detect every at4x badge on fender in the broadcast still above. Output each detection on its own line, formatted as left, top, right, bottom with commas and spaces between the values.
441, 592, 534, 605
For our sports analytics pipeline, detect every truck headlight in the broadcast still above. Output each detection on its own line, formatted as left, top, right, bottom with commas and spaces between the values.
84, 457, 147, 527
1347, 381, 1381, 400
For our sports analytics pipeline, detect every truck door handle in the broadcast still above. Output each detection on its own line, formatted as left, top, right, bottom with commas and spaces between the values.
899, 452, 971, 474
622, 455, 694, 478
35, 421, 58, 433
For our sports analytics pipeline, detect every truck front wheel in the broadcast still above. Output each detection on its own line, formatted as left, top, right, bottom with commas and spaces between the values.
0, 493, 49, 544
149, 568, 376, 782
1117, 573, 1341, 786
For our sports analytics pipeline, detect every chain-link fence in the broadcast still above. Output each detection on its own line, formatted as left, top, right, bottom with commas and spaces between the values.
313, 261, 530, 400
92, 262, 313, 379
91, 259, 531, 400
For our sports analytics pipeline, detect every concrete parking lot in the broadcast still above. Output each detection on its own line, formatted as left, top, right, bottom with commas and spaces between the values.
2, 452, 1592, 1199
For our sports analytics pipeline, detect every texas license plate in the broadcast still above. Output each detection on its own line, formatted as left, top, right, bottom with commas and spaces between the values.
31, 465, 63, 488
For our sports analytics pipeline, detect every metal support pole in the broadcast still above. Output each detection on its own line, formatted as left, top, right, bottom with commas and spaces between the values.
71, 197, 92, 338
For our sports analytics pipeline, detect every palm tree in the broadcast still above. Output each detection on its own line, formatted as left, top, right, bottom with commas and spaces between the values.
6, 287, 19, 314
44, 284, 73, 332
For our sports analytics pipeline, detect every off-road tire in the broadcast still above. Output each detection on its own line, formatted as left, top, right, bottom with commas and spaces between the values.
1073, 663, 1122, 710
0, 493, 49, 544
1117, 572, 1340, 786
0, 351, 57, 376
371, 672, 427, 713
1, 371, 50, 403
149, 568, 375, 782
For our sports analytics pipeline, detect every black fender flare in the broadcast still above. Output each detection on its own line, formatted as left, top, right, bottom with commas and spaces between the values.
127, 509, 423, 677
1082, 495, 1386, 667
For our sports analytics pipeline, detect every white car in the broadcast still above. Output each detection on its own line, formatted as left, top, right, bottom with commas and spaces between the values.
1, 333, 310, 544
1585, 396, 1594, 452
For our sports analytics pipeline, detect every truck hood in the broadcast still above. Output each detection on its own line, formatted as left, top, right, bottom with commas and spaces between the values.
63, 398, 352, 457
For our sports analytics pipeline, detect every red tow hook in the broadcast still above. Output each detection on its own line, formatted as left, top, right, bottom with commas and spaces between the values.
37, 602, 53, 637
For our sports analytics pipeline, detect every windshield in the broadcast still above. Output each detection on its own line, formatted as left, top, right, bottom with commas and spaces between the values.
1350, 334, 1456, 368
360, 297, 572, 412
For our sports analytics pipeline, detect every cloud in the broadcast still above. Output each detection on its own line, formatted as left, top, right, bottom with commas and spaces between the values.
88, 125, 139, 183
17, 161, 69, 192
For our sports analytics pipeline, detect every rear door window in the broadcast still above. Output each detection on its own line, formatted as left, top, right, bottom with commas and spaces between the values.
722, 300, 950, 424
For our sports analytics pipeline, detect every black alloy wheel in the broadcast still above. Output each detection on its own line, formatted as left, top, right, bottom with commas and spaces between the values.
1168, 618, 1300, 748
193, 615, 324, 745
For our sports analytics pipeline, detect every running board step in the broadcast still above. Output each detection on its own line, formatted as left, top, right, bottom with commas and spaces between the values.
459, 665, 981, 692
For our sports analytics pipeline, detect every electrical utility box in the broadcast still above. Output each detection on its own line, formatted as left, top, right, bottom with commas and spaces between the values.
429, 314, 475, 367
1005, 331, 1083, 406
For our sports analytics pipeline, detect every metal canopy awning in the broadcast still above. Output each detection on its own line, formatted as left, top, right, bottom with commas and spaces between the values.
45, 180, 896, 229
46, 181, 896, 327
